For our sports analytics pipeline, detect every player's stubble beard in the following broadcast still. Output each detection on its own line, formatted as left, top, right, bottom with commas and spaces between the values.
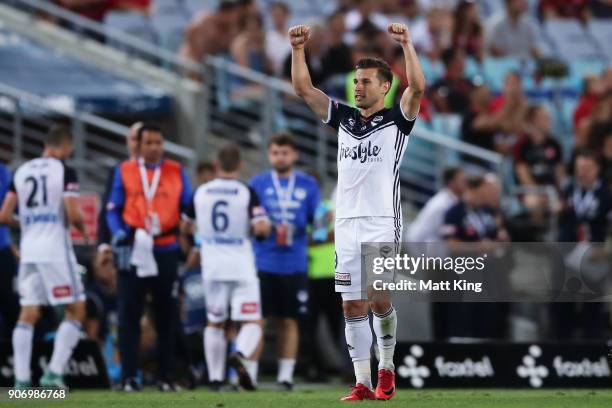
273, 163, 292, 176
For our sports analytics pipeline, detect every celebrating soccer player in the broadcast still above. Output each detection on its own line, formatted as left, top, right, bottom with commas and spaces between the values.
289, 22, 425, 401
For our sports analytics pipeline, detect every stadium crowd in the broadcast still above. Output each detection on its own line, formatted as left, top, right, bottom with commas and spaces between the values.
0, 0, 611, 391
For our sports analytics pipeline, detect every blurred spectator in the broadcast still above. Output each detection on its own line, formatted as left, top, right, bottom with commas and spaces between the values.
231, 13, 273, 74
179, 1, 243, 65
514, 105, 565, 188
197, 162, 216, 186
407, 167, 467, 242
55, 0, 151, 22
539, 0, 590, 21
576, 93, 612, 152
411, 7, 452, 61
552, 150, 611, 340
85, 247, 120, 383
429, 48, 473, 114
418, 0, 459, 12
485, 0, 540, 59
0, 162, 18, 342
321, 11, 354, 81
265, 2, 292, 76
283, 25, 326, 86
603, 132, 612, 192
591, 0, 612, 17
452, 0, 484, 62
573, 75, 604, 133
344, 0, 390, 44
439, 175, 509, 339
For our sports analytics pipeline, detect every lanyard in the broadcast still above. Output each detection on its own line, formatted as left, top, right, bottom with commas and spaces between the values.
572, 187, 597, 219
271, 171, 295, 222
138, 158, 161, 210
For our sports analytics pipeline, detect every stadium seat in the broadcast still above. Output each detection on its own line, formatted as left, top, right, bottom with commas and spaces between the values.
104, 11, 156, 45
151, 11, 189, 52
482, 57, 521, 92
431, 114, 462, 165
543, 20, 602, 60
183, 0, 219, 15
588, 19, 612, 60
419, 56, 443, 84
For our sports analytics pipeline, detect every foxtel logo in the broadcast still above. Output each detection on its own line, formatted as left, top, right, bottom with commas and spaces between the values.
435, 356, 495, 378
553, 356, 611, 378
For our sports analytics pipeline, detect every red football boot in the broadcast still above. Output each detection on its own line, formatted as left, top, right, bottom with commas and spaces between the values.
340, 383, 376, 401
374, 369, 396, 400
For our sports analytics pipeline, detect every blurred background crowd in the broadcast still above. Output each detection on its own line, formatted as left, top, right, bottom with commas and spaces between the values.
0, 0, 611, 389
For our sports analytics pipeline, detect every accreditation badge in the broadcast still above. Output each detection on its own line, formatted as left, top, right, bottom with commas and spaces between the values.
276, 222, 295, 247
146, 212, 161, 236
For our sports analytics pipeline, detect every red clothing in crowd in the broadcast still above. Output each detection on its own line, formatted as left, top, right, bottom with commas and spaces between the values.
57, 0, 150, 22
573, 94, 599, 130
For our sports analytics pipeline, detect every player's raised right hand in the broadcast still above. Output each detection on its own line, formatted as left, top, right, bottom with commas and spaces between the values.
288, 25, 310, 49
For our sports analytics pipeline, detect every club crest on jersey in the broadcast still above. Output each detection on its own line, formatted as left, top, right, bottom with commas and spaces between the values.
373, 115, 383, 123
339, 140, 382, 163
348, 118, 356, 128
294, 188, 307, 200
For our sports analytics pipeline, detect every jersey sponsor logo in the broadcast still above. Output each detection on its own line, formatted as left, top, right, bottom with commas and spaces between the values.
335, 272, 351, 286
52, 285, 72, 298
206, 188, 239, 195
240, 302, 258, 314
339, 140, 382, 163
372, 115, 383, 124
22, 213, 59, 225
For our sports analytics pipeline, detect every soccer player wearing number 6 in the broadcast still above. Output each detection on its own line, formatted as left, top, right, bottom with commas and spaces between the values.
189, 145, 270, 390
290, 23, 426, 400
0, 126, 88, 390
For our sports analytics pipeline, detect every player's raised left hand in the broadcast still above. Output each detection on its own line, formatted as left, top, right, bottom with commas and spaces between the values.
387, 23, 411, 45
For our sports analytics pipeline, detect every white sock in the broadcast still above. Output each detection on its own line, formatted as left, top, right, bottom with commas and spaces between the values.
242, 359, 258, 385
345, 315, 373, 388
235, 323, 262, 359
48, 320, 81, 375
277, 358, 296, 384
12, 322, 34, 382
204, 326, 227, 382
373, 307, 397, 370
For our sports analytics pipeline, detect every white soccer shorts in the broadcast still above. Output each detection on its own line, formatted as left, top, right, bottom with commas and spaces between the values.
203, 279, 262, 323
18, 262, 86, 306
334, 217, 401, 301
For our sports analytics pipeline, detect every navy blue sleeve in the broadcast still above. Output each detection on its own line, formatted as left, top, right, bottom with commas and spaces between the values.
0, 166, 11, 199
441, 206, 461, 239
179, 167, 193, 211
390, 104, 417, 135
324, 99, 356, 131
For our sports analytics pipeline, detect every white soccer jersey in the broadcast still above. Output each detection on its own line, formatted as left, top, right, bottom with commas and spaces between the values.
193, 178, 267, 281
10, 157, 79, 263
324, 100, 416, 221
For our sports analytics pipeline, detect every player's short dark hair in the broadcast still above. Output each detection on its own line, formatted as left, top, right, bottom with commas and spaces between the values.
355, 57, 393, 86
197, 161, 215, 174
574, 149, 601, 166
466, 174, 485, 190
268, 132, 297, 149
218, 0, 240, 11
217, 144, 242, 172
442, 167, 463, 186
137, 124, 163, 144
46, 125, 72, 147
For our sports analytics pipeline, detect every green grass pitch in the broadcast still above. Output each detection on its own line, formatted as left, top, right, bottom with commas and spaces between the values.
8, 388, 612, 408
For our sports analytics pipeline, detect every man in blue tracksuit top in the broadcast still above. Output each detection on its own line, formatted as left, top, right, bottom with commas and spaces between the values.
0, 163, 18, 341
250, 133, 320, 390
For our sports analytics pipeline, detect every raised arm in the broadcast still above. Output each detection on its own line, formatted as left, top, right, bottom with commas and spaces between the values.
289, 25, 330, 121
388, 23, 426, 120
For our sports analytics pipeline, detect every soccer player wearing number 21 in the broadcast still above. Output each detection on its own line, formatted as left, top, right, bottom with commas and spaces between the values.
290, 23, 425, 400
0, 126, 88, 390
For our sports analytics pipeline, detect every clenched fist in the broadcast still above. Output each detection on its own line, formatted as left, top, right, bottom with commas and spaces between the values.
288, 25, 310, 49
387, 23, 411, 45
